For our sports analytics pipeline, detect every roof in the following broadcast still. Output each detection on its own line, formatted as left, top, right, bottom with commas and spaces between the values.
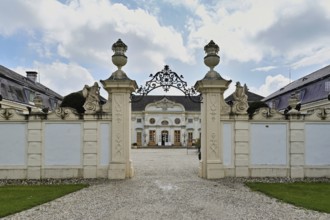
262, 65, 330, 109
263, 65, 330, 101
225, 90, 264, 103
132, 95, 201, 111
0, 65, 63, 109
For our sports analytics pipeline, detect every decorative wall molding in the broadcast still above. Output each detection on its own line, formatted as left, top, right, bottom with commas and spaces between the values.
47, 107, 80, 120
0, 108, 25, 120
252, 107, 285, 120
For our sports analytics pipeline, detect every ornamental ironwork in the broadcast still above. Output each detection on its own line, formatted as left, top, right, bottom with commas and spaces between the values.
131, 65, 202, 103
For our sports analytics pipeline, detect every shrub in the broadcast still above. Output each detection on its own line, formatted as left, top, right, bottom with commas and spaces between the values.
60, 91, 86, 114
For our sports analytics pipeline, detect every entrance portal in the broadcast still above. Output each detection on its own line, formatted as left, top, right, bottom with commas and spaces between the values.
161, 130, 169, 146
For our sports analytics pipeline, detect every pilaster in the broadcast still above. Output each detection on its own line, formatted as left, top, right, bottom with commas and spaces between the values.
195, 40, 231, 179
101, 80, 137, 179
234, 121, 250, 177
27, 121, 42, 179
83, 119, 98, 178
289, 121, 305, 178
195, 79, 231, 179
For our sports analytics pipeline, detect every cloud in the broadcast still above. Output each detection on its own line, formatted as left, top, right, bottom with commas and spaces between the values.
250, 74, 290, 97
0, 0, 192, 75
291, 47, 330, 69
13, 62, 96, 96
251, 66, 277, 72
184, 0, 330, 69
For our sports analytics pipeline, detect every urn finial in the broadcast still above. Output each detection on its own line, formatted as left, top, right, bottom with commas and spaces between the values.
204, 40, 220, 71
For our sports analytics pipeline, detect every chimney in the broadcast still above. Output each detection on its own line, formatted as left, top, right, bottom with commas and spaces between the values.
26, 71, 38, 83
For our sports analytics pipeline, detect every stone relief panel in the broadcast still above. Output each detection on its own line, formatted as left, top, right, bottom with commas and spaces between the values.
209, 94, 218, 121
112, 94, 124, 160
208, 132, 219, 159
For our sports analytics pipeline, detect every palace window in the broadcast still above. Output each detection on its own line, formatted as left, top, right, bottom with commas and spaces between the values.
174, 118, 181, 124
161, 120, 169, 126
149, 130, 156, 144
174, 130, 181, 144
136, 132, 142, 146
137, 118, 142, 123
149, 118, 155, 124
188, 118, 193, 123
188, 132, 193, 143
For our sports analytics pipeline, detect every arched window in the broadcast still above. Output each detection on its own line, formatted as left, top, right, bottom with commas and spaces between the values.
161, 120, 169, 126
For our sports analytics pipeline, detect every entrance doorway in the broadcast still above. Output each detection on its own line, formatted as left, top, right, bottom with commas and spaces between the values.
161, 130, 169, 146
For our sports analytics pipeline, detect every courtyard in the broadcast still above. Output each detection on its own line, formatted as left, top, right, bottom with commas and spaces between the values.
5, 149, 330, 220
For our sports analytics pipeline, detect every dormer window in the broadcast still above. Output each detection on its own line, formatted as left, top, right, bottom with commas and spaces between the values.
325, 81, 330, 92
24, 89, 35, 102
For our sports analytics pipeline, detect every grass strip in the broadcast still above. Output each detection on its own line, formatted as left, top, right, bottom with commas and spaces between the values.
0, 184, 88, 217
246, 182, 330, 213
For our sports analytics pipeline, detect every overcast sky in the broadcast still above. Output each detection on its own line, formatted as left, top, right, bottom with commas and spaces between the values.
1, 0, 330, 98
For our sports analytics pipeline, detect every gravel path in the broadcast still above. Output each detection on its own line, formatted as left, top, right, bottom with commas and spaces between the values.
4, 149, 330, 220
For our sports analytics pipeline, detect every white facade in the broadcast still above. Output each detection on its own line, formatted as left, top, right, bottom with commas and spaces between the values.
131, 97, 201, 147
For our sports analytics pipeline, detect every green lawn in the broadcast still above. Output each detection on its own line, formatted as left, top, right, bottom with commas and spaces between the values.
0, 184, 88, 218
246, 182, 330, 213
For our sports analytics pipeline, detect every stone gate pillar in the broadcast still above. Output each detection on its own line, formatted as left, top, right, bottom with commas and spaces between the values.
101, 39, 137, 179
195, 41, 231, 179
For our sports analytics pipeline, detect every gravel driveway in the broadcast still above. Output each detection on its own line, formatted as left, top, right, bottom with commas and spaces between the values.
5, 149, 330, 220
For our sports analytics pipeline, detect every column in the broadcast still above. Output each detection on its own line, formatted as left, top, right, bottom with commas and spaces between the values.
195, 40, 231, 179
101, 39, 138, 179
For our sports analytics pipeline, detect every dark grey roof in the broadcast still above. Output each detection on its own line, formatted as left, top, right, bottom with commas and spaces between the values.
225, 90, 264, 103
132, 95, 200, 111
262, 65, 330, 110
263, 65, 330, 101
0, 65, 63, 109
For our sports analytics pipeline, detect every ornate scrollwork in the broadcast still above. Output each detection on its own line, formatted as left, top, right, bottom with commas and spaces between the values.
131, 65, 202, 103
55, 107, 71, 119
0, 108, 13, 120
317, 108, 330, 120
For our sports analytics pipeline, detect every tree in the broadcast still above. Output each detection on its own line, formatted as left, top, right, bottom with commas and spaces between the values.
247, 101, 269, 118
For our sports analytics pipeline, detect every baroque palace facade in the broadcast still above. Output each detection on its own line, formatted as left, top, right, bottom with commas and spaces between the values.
131, 96, 201, 147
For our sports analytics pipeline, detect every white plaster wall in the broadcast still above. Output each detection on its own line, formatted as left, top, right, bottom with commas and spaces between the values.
0, 124, 26, 165
145, 105, 184, 112
250, 124, 287, 165
305, 124, 330, 165
44, 123, 82, 166
223, 123, 232, 166
100, 123, 110, 165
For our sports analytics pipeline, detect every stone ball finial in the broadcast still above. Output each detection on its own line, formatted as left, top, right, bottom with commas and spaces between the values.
112, 39, 128, 70
204, 40, 220, 71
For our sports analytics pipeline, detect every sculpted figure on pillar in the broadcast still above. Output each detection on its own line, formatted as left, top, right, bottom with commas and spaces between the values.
232, 82, 249, 114
83, 82, 101, 114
